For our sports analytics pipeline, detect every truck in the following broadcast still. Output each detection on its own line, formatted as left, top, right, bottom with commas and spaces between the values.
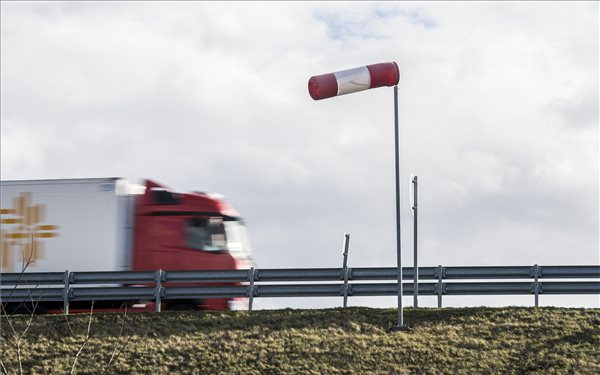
0, 177, 253, 312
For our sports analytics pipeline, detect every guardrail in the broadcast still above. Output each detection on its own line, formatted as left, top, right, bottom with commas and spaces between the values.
1, 265, 599, 314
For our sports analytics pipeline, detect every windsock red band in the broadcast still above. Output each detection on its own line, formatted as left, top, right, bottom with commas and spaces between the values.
308, 73, 338, 101
367, 62, 400, 88
308, 61, 399, 100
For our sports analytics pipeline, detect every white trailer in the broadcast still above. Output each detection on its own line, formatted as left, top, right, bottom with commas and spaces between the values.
0, 178, 135, 273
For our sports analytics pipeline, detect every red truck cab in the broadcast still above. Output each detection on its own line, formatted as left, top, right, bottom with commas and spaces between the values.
132, 180, 252, 310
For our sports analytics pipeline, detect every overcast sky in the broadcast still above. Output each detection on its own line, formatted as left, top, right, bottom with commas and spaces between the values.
1, 2, 598, 309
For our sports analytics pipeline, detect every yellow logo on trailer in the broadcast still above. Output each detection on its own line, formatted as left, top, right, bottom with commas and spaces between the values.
0, 192, 59, 272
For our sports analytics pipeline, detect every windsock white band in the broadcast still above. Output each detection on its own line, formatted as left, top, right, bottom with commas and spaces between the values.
334, 66, 371, 96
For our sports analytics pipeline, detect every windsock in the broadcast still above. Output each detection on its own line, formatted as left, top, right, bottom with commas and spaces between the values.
308, 62, 399, 100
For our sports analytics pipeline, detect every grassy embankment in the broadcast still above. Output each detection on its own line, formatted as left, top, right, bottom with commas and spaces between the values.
1, 307, 598, 374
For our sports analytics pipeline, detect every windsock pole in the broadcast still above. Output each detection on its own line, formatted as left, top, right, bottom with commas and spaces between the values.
393, 84, 406, 330
308, 62, 407, 330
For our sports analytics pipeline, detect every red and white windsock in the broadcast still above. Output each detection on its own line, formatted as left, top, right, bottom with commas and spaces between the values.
308, 62, 399, 100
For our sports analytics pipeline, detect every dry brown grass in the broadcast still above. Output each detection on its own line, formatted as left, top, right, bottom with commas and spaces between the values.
1, 306, 598, 374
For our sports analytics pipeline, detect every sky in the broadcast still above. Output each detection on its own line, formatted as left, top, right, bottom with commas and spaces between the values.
1, 2, 598, 309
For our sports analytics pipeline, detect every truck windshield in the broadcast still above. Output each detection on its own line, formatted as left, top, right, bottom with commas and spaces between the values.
186, 217, 252, 258
224, 220, 252, 260
186, 217, 226, 252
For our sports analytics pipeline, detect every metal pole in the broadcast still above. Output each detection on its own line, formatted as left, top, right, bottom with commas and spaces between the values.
342, 233, 351, 308
533, 264, 539, 307
155, 269, 163, 313
394, 85, 406, 329
412, 176, 418, 308
63, 270, 70, 315
248, 267, 256, 311
437, 265, 443, 308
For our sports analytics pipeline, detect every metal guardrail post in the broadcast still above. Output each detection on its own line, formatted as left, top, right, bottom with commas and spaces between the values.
436, 265, 443, 308
248, 267, 256, 311
533, 264, 540, 307
344, 267, 353, 307
342, 233, 351, 308
62, 270, 70, 315
155, 269, 163, 313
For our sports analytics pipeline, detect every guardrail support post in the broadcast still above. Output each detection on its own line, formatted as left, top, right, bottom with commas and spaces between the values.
62, 270, 70, 315
248, 267, 256, 311
342, 233, 351, 308
533, 264, 539, 307
436, 265, 443, 308
155, 269, 163, 313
